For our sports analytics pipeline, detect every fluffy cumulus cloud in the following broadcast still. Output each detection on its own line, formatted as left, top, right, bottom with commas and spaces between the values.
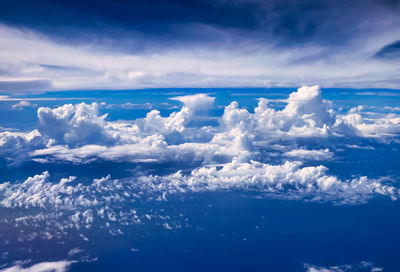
0, 85, 399, 171
37, 103, 116, 146
138, 160, 399, 204
0, 86, 389, 167
0, 161, 397, 239
0, 171, 144, 242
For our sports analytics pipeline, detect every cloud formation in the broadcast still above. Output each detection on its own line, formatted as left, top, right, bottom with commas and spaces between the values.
139, 159, 399, 204
1, 86, 399, 168
0, 87, 399, 234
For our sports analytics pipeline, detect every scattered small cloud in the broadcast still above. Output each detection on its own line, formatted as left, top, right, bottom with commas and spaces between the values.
12, 101, 36, 110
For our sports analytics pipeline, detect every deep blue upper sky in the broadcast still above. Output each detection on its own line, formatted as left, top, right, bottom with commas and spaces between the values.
0, 0, 398, 46
0, 0, 400, 92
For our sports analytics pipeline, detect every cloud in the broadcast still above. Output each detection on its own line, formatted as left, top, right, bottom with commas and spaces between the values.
67, 248, 84, 257
336, 112, 400, 138
0, 160, 396, 246
283, 148, 333, 160
170, 93, 215, 116
0, 130, 42, 165
1, 84, 400, 243
0, 260, 74, 272
139, 160, 399, 205
218, 85, 336, 141
12, 101, 36, 110
2, 86, 400, 167
354, 91, 400, 96
0, 160, 397, 239
37, 103, 117, 146
135, 93, 215, 137
304, 261, 383, 272
0, 22, 400, 91
0, 171, 143, 233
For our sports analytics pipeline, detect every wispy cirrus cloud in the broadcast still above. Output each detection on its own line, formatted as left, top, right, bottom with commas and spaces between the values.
0, 14, 400, 93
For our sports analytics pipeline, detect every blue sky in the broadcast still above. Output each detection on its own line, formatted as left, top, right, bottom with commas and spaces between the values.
1, 1, 400, 271
1, 0, 400, 92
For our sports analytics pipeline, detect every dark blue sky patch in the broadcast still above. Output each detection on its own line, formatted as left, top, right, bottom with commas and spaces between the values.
375, 40, 400, 59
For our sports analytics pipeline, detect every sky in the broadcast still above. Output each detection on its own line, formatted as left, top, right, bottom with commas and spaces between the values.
1, 0, 400, 93
1, 1, 400, 272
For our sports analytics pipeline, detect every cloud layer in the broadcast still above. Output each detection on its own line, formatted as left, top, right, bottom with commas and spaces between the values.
0, 14, 400, 92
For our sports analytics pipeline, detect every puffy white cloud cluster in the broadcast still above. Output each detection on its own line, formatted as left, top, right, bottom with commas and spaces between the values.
0, 157, 397, 246
0, 160, 397, 241
138, 159, 399, 204
217, 85, 400, 144
0, 172, 143, 229
1, 86, 400, 167
0, 130, 42, 165
37, 103, 117, 146
133, 94, 215, 141
336, 111, 400, 138
218, 85, 335, 143
25, 87, 400, 165
3, 160, 395, 217
0, 172, 150, 247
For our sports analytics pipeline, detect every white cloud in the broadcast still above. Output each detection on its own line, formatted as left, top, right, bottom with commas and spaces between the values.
37, 103, 117, 146
0, 159, 397, 239
0, 260, 74, 272
335, 112, 400, 138
284, 148, 333, 160
0, 171, 143, 236
170, 93, 215, 117
0, 130, 42, 165
2, 86, 400, 167
1, 24, 400, 92
12, 101, 36, 110
354, 92, 400, 96
304, 261, 383, 272
138, 160, 399, 204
